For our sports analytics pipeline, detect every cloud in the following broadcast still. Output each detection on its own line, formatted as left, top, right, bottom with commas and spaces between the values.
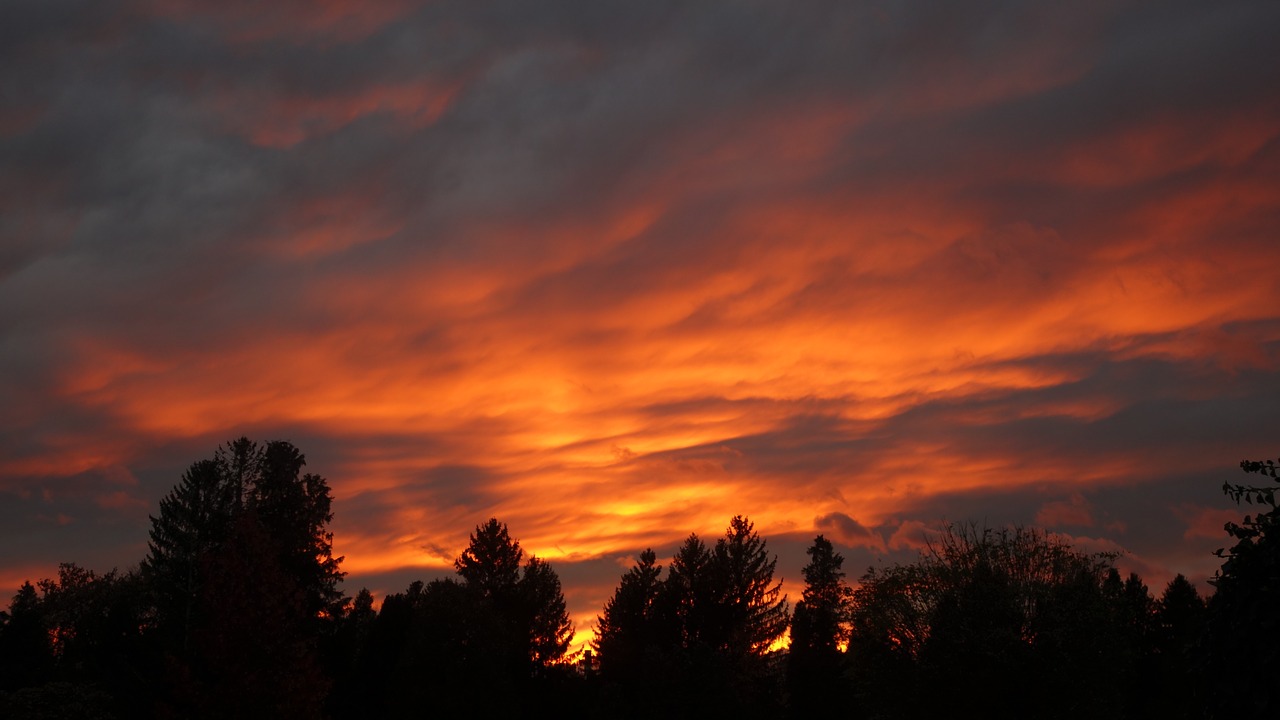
887, 520, 935, 552
1, 0, 1278, 648
814, 512, 885, 551
1035, 492, 1095, 529
1176, 504, 1243, 542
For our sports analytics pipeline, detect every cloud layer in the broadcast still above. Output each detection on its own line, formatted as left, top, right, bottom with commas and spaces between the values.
3, 0, 1279, 648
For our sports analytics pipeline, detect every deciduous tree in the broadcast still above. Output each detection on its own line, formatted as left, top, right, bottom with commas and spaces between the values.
847, 524, 1125, 719
1204, 457, 1280, 717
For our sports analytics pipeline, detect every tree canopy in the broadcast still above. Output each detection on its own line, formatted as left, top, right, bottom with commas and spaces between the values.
788, 535, 852, 716
847, 523, 1128, 719
592, 516, 789, 719
1203, 457, 1280, 717
142, 437, 346, 643
5, 454, 1279, 717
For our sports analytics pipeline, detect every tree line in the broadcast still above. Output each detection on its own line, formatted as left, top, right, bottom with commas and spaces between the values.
0, 438, 1275, 718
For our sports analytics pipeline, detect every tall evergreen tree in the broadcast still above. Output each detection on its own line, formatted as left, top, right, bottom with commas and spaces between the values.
0, 582, 52, 692
248, 440, 345, 620
595, 549, 664, 680
144, 438, 346, 641
142, 458, 233, 652
789, 535, 852, 717
666, 533, 714, 649
184, 513, 328, 720
384, 520, 573, 715
1148, 574, 1206, 719
521, 556, 574, 669
453, 518, 573, 671
711, 515, 789, 658
455, 517, 523, 598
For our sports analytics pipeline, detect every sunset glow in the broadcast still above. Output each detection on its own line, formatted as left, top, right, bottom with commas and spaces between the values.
2, 1, 1278, 654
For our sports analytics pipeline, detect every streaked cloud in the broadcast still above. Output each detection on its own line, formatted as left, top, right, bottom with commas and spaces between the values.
2, 0, 1278, 649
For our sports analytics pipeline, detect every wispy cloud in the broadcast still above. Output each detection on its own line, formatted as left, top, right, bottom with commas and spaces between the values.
2, 0, 1277, 647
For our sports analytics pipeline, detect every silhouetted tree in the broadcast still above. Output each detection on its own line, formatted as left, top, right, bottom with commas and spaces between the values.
848, 524, 1126, 719
521, 556, 574, 669
1145, 574, 1206, 719
0, 565, 157, 717
183, 513, 328, 719
357, 582, 424, 716
248, 440, 345, 620
144, 438, 346, 656
142, 458, 233, 653
325, 587, 378, 718
711, 516, 789, 659
455, 517, 523, 597
141, 438, 345, 716
453, 518, 573, 671
666, 533, 715, 651
0, 582, 53, 692
595, 549, 664, 682
384, 519, 574, 716
788, 535, 852, 718
1157, 574, 1205, 656
1204, 457, 1280, 717
597, 517, 788, 719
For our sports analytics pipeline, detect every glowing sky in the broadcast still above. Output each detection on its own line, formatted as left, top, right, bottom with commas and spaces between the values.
2, 1, 1279, 652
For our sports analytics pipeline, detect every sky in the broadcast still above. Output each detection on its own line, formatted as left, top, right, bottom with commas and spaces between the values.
2, 0, 1279, 652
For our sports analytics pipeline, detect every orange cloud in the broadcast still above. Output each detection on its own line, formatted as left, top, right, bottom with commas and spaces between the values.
1177, 505, 1242, 541
1035, 492, 1094, 528
4, 1, 1278, 651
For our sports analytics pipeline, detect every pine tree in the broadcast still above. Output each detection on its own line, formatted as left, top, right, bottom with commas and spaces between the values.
453, 519, 573, 671
594, 549, 664, 680
712, 515, 789, 657
0, 582, 53, 691
520, 556, 573, 669
142, 458, 233, 652
789, 535, 852, 716
247, 440, 344, 620
666, 533, 714, 649
455, 518, 523, 598
143, 438, 346, 656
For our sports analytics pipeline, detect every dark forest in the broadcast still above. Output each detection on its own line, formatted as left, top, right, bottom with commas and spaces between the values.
1, 439, 1275, 719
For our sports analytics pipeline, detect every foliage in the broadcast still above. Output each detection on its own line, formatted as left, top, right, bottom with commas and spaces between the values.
0, 565, 157, 718
453, 518, 573, 671
374, 519, 574, 716
788, 535, 852, 717
1204, 457, 1280, 717
142, 437, 346, 653
711, 515, 790, 658
247, 440, 346, 620
594, 548, 664, 681
592, 516, 789, 719
1142, 574, 1206, 720
847, 523, 1127, 719
184, 513, 328, 719
521, 556, 574, 669
0, 582, 52, 692
141, 458, 232, 652
455, 517, 523, 598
